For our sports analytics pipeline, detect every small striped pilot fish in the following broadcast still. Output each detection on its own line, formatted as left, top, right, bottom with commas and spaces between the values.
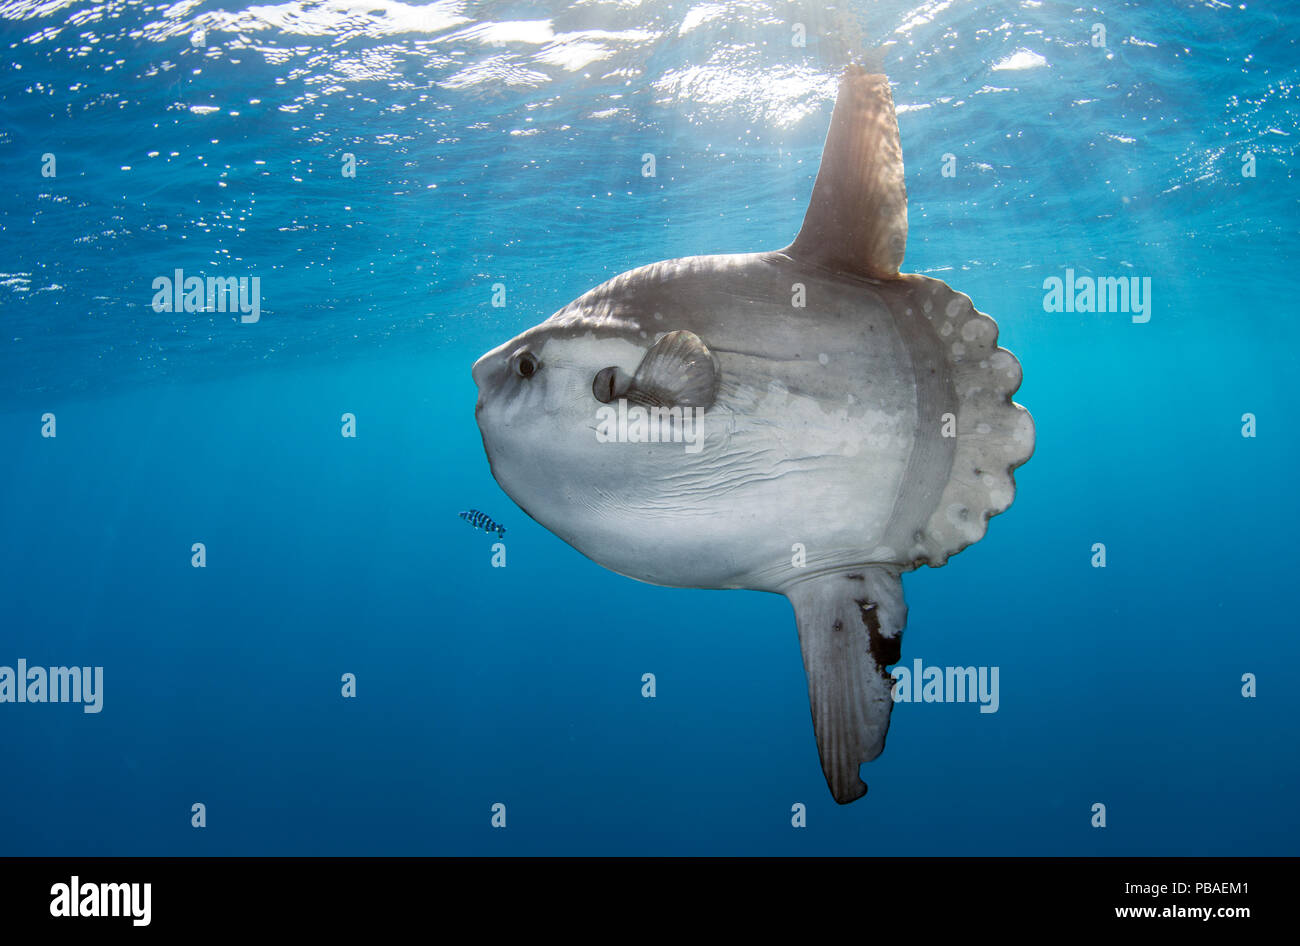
459, 509, 506, 538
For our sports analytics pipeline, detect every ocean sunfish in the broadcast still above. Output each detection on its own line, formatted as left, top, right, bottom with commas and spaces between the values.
471, 65, 1034, 803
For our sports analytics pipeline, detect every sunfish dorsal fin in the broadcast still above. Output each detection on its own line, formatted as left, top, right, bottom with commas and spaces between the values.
783, 65, 908, 279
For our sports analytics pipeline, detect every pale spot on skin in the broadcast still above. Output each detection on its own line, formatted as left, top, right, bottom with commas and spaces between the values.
1013, 412, 1033, 444
989, 351, 1015, 379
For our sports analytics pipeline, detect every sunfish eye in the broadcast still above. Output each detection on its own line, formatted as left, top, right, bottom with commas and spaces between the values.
592, 366, 619, 403
511, 350, 540, 379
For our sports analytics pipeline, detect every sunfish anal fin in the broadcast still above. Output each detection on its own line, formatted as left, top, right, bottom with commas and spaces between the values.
625, 330, 719, 409
786, 567, 907, 804
782, 65, 908, 280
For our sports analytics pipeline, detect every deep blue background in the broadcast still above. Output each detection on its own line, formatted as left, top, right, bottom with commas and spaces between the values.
1, 1, 1296, 854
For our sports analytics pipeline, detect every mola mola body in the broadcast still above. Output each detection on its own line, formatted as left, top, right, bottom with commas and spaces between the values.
473, 66, 1033, 803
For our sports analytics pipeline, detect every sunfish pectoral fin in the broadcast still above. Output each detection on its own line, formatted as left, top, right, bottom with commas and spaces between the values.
626, 330, 719, 409
782, 64, 907, 280
786, 567, 907, 804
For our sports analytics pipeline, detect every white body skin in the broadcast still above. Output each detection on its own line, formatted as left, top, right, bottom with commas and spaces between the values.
472, 251, 963, 594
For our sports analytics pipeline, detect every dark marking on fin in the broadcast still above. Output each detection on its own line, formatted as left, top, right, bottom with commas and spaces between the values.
859, 600, 903, 672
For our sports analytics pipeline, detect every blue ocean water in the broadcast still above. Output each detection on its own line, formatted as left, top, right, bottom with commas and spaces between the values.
1, 0, 1297, 855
